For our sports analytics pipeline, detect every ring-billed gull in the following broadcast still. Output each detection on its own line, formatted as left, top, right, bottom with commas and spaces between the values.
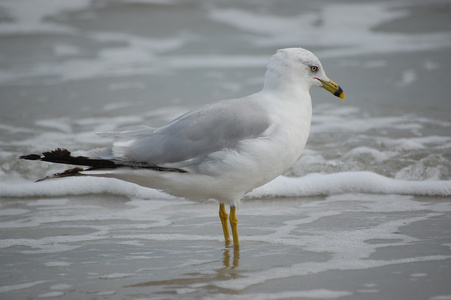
20, 47, 344, 248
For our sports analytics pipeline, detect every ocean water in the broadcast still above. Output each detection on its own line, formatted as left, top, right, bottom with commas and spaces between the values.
0, 0, 451, 299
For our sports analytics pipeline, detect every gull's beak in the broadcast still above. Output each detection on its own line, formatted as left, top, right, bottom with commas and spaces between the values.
316, 78, 345, 100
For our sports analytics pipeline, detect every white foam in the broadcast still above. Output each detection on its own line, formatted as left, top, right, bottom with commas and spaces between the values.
298, 104, 451, 180
99, 273, 133, 279
206, 289, 352, 300
410, 273, 428, 278
0, 124, 34, 135
38, 291, 64, 298
249, 172, 451, 198
0, 237, 80, 254
176, 288, 197, 295
0, 208, 29, 216
0, 31, 188, 84
95, 291, 116, 296
431, 296, 451, 300
424, 60, 439, 71
44, 262, 72, 267
35, 118, 73, 133
49, 284, 71, 291
0, 0, 91, 36
344, 147, 389, 162
396, 69, 417, 87
0, 281, 47, 293
53, 44, 81, 56
27, 199, 70, 207
0, 20, 76, 36
357, 289, 379, 294
208, 3, 451, 56
114, 0, 176, 5
1, 171, 449, 200
395, 154, 449, 181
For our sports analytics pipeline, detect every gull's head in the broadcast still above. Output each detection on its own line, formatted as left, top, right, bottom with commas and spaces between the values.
264, 47, 345, 100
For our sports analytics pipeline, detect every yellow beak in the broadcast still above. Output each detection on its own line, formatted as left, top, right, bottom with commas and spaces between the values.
317, 78, 345, 100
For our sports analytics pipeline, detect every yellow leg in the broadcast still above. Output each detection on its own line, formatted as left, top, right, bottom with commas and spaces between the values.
229, 206, 239, 248
219, 203, 231, 245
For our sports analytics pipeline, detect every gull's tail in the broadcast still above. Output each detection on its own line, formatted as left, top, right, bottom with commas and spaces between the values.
20, 148, 186, 182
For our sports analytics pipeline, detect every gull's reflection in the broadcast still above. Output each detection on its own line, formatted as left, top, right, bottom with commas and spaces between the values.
127, 245, 242, 290
222, 246, 240, 269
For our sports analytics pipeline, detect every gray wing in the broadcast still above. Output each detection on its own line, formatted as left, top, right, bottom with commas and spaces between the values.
113, 97, 270, 168
98, 125, 156, 138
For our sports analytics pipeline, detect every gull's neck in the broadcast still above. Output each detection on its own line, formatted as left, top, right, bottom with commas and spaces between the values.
262, 66, 310, 98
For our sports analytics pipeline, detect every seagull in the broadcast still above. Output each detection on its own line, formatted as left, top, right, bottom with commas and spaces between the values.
20, 47, 344, 248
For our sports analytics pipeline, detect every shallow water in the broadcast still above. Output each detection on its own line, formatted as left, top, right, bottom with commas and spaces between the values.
1, 0, 451, 299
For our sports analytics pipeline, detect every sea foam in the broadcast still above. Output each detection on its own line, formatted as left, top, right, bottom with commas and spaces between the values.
1, 171, 449, 199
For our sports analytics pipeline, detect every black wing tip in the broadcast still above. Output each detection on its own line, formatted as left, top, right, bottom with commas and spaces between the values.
20, 148, 189, 173
20, 148, 72, 161
42, 148, 72, 159
36, 167, 85, 182
20, 154, 42, 160
21, 147, 117, 169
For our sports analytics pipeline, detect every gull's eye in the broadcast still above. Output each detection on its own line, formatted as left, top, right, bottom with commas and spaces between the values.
310, 66, 318, 72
